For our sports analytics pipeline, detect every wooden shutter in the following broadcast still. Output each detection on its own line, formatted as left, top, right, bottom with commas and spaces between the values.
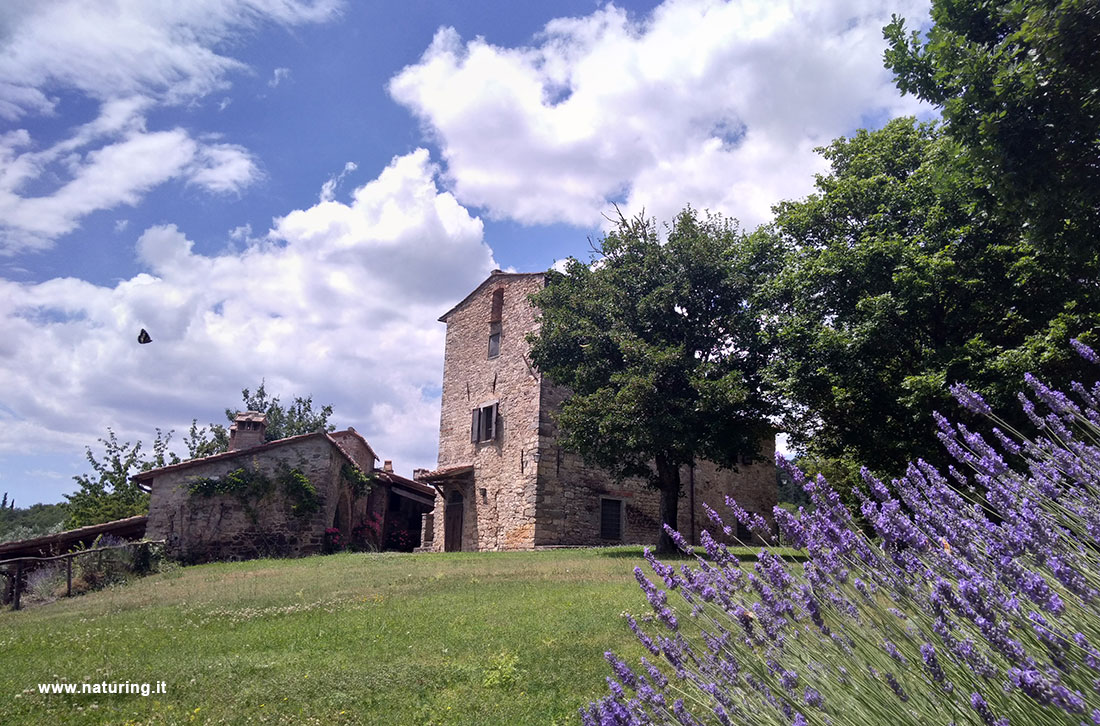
489, 403, 498, 440
471, 408, 480, 443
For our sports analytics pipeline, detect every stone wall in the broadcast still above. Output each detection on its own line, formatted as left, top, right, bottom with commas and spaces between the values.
534, 377, 777, 547
146, 437, 353, 562
330, 430, 380, 473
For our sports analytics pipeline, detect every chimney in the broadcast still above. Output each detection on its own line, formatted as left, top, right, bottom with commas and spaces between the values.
228, 411, 267, 452
412, 468, 429, 481
383, 460, 393, 473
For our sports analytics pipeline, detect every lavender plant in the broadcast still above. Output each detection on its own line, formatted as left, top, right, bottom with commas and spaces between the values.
584, 340, 1100, 726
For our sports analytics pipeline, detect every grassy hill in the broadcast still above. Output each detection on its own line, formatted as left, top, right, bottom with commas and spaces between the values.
0, 548, 667, 725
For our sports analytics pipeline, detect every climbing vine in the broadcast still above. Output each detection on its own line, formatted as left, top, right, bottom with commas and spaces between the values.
188, 464, 272, 500
188, 462, 319, 518
340, 463, 375, 499
279, 466, 319, 516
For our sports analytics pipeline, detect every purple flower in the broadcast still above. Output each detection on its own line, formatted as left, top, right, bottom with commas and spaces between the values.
950, 382, 993, 416
1072, 338, 1099, 364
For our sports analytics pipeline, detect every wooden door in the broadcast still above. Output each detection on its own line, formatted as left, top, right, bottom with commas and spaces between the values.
444, 491, 464, 552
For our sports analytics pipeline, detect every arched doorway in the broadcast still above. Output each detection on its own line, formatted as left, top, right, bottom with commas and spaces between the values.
332, 489, 351, 535
444, 490, 464, 552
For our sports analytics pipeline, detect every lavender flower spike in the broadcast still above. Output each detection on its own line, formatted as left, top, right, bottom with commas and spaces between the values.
950, 382, 993, 416
1072, 338, 1099, 364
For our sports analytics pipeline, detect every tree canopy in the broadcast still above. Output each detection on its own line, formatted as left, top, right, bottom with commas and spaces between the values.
885, 0, 1100, 257
185, 381, 336, 458
528, 208, 778, 553
764, 117, 1098, 476
759, 0, 1100, 479
65, 429, 178, 528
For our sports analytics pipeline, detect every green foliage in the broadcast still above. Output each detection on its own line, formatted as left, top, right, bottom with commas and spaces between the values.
65, 429, 180, 528
184, 381, 336, 456
278, 466, 320, 517
340, 463, 375, 499
885, 0, 1100, 257
482, 650, 522, 689
232, 381, 335, 443
529, 207, 778, 552
0, 501, 68, 543
188, 464, 318, 518
765, 118, 1099, 476
188, 465, 274, 500
184, 419, 225, 459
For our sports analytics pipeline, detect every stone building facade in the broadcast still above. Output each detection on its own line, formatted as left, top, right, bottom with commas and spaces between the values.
417, 271, 777, 552
140, 414, 433, 562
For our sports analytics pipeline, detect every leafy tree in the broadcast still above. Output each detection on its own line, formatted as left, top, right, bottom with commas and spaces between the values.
528, 208, 778, 553
65, 429, 179, 528
185, 381, 336, 456
885, 0, 1100, 258
232, 381, 335, 442
765, 117, 1099, 477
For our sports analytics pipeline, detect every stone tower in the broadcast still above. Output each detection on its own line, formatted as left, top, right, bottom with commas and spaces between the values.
418, 270, 777, 552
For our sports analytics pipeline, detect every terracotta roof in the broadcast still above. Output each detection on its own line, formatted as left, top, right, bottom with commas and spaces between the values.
372, 469, 435, 498
437, 270, 546, 323
417, 464, 474, 482
132, 431, 359, 482
0, 515, 148, 560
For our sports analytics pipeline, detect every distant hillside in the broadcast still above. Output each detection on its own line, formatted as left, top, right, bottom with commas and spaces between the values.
0, 498, 68, 543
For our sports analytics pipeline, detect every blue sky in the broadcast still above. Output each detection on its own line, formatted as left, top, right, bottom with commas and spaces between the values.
0, 0, 930, 506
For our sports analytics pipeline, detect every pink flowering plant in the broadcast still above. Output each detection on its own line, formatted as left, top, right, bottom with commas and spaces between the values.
351, 514, 383, 551
322, 527, 341, 553
586, 340, 1100, 726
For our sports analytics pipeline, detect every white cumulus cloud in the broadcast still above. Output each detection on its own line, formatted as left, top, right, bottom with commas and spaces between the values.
0, 0, 339, 252
389, 0, 932, 230
0, 149, 496, 479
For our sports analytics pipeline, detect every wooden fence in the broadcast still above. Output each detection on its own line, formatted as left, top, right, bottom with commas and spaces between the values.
0, 540, 164, 611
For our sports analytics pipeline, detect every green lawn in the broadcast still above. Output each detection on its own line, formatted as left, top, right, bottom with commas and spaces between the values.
0, 547, 681, 726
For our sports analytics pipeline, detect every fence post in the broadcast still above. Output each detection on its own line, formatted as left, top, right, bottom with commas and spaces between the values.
12, 561, 21, 611
66, 555, 73, 597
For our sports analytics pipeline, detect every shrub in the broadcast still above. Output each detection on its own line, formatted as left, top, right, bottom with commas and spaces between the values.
384, 527, 414, 552
23, 564, 66, 604
323, 527, 341, 554
352, 515, 383, 552
585, 340, 1100, 725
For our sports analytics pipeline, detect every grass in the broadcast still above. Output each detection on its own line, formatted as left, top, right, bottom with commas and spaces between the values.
0, 546, 784, 725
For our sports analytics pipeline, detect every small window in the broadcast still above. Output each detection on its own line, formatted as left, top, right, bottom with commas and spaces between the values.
600, 498, 623, 540
471, 402, 498, 443
488, 329, 501, 358
490, 288, 504, 323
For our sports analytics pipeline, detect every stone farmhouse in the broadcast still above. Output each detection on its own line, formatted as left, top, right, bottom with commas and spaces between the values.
415, 270, 777, 552
140, 413, 433, 562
